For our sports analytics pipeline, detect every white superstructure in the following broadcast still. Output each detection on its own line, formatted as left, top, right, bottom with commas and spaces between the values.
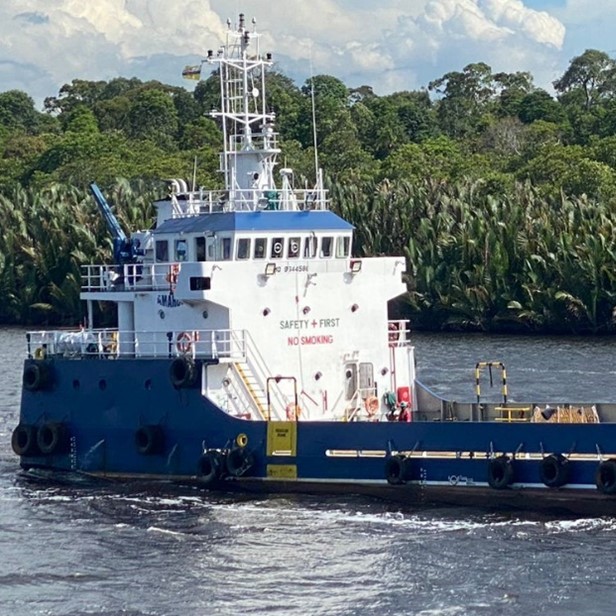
30, 14, 414, 423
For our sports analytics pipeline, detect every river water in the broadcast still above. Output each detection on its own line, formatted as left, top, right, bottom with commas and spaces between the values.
2, 327, 616, 615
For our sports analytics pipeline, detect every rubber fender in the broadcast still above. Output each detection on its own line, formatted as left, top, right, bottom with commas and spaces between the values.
385, 454, 409, 485
23, 362, 52, 392
169, 356, 198, 388
197, 450, 223, 485
596, 459, 616, 495
36, 423, 69, 455
487, 455, 514, 490
11, 424, 39, 456
539, 453, 570, 488
226, 447, 255, 477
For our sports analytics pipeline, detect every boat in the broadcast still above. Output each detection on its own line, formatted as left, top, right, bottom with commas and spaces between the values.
12, 13, 616, 516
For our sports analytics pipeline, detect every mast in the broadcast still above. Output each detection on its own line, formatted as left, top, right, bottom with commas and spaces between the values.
208, 14, 278, 203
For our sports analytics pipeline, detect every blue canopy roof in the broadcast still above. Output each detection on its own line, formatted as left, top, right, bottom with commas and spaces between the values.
154, 211, 354, 235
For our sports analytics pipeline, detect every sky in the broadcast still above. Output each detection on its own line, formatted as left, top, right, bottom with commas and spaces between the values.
1, 0, 614, 108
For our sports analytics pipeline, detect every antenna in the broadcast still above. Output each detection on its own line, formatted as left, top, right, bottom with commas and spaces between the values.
309, 43, 319, 182
192, 156, 198, 192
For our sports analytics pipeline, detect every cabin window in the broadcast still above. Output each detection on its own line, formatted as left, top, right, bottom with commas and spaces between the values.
288, 237, 300, 259
271, 237, 284, 259
336, 236, 351, 258
155, 240, 169, 262
206, 237, 216, 260
320, 237, 333, 258
221, 237, 232, 260
190, 277, 211, 291
304, 235, 317, 259
254, 238, 267, 259
237, 238, 251, 260
175, 239, 188, 262
196, 237, 206, 262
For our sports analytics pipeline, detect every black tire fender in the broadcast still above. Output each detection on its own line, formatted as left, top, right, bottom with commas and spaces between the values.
197, 450, 223, 485
226, 447, 254, 477
596, 459, 616, 495
385, 454, 408, 485
11, 424, 39, 456
23, 362, 52, 392
540, 453, 570, 488
169, 356, 198, 388
487, 455, 514, 490
36, 422, 69, 455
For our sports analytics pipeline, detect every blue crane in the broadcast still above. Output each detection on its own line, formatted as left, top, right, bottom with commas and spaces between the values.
89, 183, 135, 264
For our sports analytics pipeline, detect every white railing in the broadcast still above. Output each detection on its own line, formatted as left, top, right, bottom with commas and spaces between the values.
169, 187, 328, 215
81, 263, 177, 293
26, 328, 248, 361
388, 319, 411, 347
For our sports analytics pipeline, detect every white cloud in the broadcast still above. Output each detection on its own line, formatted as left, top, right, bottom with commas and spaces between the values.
0, 0, 609, 109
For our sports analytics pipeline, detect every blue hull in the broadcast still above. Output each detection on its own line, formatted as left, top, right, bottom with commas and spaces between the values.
15, 357, 616, 515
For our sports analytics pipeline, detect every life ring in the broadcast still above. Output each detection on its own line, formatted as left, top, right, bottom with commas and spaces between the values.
197, 450, 223, 485
236, 433, 248, 448
365, 396, 379, 417
226, 447, 255, 477
34, 347, 46, 360
11, 424, 39, 456
165, 263, 180, 285
169, 356, 198, 388
135, 425, 165, 455
539, 453, 570, 488
487, 455, 514, 489
286, 404, 301, 421
23, 362, 51, 392
36, 422, 69, 455
596, 459, 616, 495
176, 331, 193, 354
385, 454, 411, 485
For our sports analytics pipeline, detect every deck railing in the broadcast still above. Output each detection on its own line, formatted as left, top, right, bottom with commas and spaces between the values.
81, 263, 177, 293
26, 328, 247, 361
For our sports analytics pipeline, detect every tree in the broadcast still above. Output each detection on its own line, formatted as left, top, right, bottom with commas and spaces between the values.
429, 63, 495, 139
0, 91, 42, 132
127, 89, 179, 149
554, 49, 616, 111
518, 90, 565, 125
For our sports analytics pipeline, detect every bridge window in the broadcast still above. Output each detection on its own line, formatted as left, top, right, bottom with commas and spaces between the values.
155, 240, 169, 262
254, 238, 267, 259
196, 237, 206, 262
336, 236, 350, 258
237, 238, 251, 260
320, 237, 333, 258
221, 237, 232, 260
288, 237, 300, 258
304, 235, 317, 259
175, 239, 188, 262
271, 237, 284, 259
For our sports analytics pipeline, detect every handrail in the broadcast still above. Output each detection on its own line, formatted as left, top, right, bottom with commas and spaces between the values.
475, 361, 507, 405
25, 327, 247, 361
243, 331, 289, 420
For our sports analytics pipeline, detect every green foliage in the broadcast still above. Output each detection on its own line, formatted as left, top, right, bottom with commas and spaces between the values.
2, 47, 616, 331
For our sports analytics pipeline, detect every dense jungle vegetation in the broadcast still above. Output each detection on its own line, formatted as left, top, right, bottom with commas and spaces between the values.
2, 49, 616, 333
